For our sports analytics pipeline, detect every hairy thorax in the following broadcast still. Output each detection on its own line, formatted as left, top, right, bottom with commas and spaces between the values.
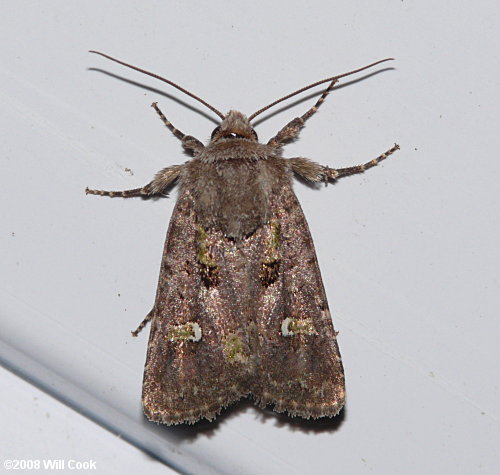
181, 139, 291, 238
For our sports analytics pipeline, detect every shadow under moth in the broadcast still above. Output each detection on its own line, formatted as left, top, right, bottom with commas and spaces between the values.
86, 51, 399, 425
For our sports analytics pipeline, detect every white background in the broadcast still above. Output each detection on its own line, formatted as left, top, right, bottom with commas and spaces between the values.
1, 1, 498, 474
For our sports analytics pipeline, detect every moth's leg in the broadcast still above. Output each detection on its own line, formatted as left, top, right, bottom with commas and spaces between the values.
330, 144, 400, 179
86, 164, 184, 198
131, 309, 154, 337
267, 79, 338, 148
290, 144, 400, 182
151, 102, 204, 152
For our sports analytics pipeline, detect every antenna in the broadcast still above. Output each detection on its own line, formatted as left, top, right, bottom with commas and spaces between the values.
89, 51, 225, 120
248, 58, 394, 121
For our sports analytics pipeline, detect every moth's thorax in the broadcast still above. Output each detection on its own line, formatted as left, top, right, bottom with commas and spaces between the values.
199, 139, 273, 163
182, 156, 292, 238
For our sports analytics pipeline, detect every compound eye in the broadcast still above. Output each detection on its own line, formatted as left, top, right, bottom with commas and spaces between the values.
210, 126, 221, 140
251, 129, 258, 141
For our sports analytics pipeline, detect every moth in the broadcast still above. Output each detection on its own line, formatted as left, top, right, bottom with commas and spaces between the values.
87, 51, 399, 425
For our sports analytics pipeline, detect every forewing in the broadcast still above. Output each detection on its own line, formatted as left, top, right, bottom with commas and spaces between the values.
142, 189, 256, 425
253, 183, 345, 418
142, 174, 344, 423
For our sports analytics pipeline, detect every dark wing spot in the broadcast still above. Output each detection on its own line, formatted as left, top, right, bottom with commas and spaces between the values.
260, 260, 280, 287
200, 264, 220, 288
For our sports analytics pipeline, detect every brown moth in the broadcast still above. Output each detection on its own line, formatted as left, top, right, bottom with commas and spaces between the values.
86, 51, 399, 425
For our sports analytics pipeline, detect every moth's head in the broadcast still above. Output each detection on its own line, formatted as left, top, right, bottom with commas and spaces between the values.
210, 110, 258, 143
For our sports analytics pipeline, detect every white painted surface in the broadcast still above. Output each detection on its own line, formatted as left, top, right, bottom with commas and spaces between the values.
0, 367, 173, 474
1, 1, 498, 474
